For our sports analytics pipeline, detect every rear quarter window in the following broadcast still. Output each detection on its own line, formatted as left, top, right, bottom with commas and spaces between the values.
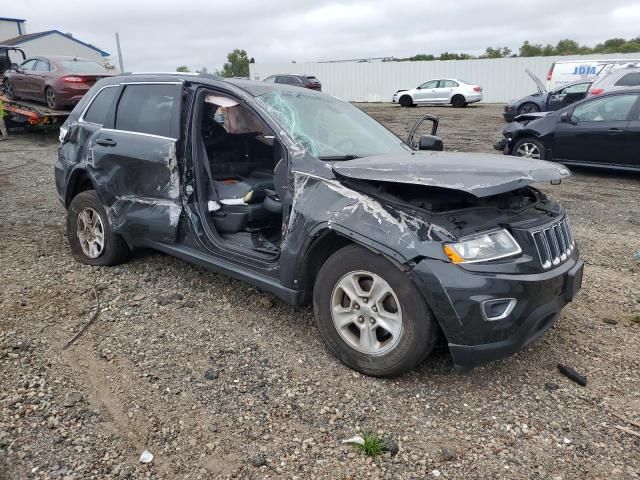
115, 84, 177, 137
614, 72, 640, 87
83, 86, 119, 125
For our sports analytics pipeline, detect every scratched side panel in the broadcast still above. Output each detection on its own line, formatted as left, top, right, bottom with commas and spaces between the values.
87, 131, 182, 243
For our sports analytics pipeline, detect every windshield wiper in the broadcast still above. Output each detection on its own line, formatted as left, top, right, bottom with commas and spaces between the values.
318, 154, 360, 161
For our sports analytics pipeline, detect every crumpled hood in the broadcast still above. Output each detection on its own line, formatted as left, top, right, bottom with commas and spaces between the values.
513, 111, 551, 122
331, 151, 571, 198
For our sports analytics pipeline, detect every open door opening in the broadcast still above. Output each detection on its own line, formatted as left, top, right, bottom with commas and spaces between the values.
195, 90, 286, 259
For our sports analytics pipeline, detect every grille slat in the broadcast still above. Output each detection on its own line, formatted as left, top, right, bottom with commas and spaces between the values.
531, 217, 574, 269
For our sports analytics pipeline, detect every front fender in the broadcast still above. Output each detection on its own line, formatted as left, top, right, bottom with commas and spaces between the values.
278, 172, 450, 289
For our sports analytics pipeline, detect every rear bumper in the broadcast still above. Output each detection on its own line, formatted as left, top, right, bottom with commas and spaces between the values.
465, 93, 483, 103
57, 85, 91, 106
411, 254, 583, 371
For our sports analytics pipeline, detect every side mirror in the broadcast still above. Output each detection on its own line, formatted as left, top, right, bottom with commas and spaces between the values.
418, 135, 443, 151
9, 62, 17, 71
560, 111, 577, 125
416, 86, 421, 90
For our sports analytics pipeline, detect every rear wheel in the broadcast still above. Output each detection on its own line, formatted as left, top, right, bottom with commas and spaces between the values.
451, 95, 466, 108
67, 190, 131, 266
45, 87, 59, 110
513, 137, 545, 159
313, 245, 439, 377
399, 95, 413, 107
517, 102, 540, 115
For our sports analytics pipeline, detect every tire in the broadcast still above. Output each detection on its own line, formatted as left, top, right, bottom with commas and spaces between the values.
45, 86, 59, 110
313, 245, 439, 377
67, 190, 131, 266
451, 95, 466, 108
399, 95, 413, 107
4, 79, 18, 100
512, 137, 545, 160
517, 102, 540, 115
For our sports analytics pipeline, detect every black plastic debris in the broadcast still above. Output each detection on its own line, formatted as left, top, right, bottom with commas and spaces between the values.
557, 364, 587, 387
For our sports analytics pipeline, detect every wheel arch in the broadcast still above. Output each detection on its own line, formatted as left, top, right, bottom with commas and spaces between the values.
65, 168, 98, 208
451, 93, 466, 104
508, 130, 543, 154
399, 93, 413, 105
295, 225, 411, 306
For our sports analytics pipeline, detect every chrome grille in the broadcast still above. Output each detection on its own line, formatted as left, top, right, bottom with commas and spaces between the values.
531, 216, 574, 269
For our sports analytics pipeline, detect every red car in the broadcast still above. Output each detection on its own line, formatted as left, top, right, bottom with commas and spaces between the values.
3, 55, 113, 110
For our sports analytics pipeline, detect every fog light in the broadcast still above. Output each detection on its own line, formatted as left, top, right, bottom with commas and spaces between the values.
482, 298, 516, 321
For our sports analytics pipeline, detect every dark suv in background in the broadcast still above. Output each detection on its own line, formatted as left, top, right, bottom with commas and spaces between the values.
56, 73, 582, 377
263, 74, 321, 91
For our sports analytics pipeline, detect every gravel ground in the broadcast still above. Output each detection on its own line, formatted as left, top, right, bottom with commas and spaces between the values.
1, 103, 639, 480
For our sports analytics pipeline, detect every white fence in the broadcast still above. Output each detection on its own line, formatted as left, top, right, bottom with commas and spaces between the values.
250, 53, 640, 103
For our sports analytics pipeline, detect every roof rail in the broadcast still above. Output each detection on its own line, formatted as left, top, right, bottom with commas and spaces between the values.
124, 71, 201, 76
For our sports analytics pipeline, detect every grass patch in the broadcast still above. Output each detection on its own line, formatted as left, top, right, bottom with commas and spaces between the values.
354, 431, 385, 457
631, 314, 640, 325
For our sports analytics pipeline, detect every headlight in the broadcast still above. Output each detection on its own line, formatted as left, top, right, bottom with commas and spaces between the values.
443, 229, 521, 264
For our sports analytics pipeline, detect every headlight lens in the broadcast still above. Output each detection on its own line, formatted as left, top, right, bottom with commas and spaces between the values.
443, 229, 521, 263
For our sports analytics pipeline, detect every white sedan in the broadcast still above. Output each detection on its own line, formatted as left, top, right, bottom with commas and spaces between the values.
392, 78, 483, 107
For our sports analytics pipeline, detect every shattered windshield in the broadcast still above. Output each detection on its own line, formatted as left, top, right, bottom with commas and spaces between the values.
256, 90, 409, 159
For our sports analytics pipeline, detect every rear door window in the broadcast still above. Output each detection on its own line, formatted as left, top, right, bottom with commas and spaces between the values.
280, 76, 301, 85
440, 80, 459, 88
114, 84, 178, 137
83, 86, 119, 125
614, 72, 640, 87
34, 60, 51, 72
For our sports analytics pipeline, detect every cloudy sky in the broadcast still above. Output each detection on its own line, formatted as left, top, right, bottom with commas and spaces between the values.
5, 0, 640, 71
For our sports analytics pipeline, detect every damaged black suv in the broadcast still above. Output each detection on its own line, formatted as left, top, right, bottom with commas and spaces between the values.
55, 73, 583, 377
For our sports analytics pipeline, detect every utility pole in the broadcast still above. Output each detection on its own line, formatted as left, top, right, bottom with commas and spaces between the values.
115, 33, 125, 73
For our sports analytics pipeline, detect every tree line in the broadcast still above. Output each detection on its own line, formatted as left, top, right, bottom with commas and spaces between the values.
178, 36, 640, 76
176, 49, 253, 78
394, 36, 640, 61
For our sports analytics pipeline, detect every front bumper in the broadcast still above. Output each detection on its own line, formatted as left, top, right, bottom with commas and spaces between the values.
411, 254, 583, 371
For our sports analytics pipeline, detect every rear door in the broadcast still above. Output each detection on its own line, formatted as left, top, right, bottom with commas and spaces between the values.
89, 82, 183, 243
32, 59, 51, 100
552, 93, 638, 165
622, 100, 640, 168
434, 80, 458, 102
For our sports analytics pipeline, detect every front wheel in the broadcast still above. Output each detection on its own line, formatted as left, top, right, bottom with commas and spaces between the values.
517, 102, 539, 115
67, 190, 131, 266
313, 245, 439, 377
4, 79, 17, 99
512, 137, 545, 159
399, 95, 413, 107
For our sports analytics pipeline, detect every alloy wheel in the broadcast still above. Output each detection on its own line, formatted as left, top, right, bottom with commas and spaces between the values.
331, 270, 403, 355
5, 80, 13, 98
45, 88, 56, 109
515, 142, 541, 159
76, 207, 105, 258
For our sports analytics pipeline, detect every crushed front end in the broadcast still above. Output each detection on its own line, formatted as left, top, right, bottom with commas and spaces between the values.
336, 177, 583, 372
